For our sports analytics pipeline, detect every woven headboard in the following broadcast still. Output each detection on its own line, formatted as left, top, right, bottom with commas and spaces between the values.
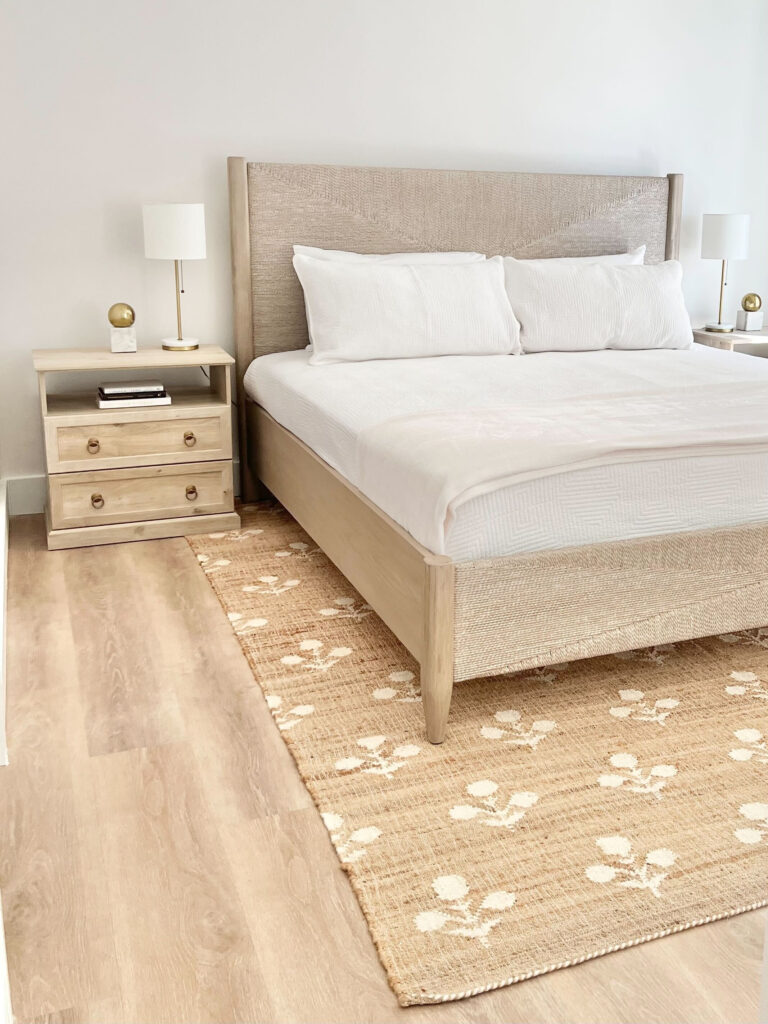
227, 158, 682, 492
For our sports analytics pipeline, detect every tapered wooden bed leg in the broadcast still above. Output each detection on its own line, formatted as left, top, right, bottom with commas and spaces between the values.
422, 559, 455, 744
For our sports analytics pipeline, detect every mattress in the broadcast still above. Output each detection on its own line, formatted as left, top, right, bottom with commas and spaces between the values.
244, 346, 768, 560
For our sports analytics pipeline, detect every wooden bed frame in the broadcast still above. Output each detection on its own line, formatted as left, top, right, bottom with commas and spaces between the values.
227, 157, 768, 743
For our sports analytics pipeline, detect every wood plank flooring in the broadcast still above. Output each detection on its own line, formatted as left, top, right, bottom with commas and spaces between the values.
1, 514, 766, 1024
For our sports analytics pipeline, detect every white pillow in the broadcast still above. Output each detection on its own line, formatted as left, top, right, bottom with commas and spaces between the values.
293, 254, 520, 364
293, 245, 485, 263
504, 259, 692, 353
504, 245, 645, 269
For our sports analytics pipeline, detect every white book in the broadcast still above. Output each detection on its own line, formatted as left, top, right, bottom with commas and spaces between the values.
99, 379, 165, 395
97, 395, 172, 409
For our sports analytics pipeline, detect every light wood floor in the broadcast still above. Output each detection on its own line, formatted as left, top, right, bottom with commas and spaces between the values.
2, 514, 766, 1024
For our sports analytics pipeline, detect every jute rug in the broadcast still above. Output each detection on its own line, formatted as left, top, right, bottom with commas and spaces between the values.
188, 503, 768, 1006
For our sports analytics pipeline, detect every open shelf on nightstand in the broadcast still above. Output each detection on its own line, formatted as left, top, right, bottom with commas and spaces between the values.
45, 386, 228, 420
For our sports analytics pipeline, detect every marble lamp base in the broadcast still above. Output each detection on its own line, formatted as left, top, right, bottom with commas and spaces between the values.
162, 336, 199, 352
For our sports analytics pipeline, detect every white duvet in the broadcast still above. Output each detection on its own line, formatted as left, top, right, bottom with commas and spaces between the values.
356, 381, 768, 552
245, 346, 768, 557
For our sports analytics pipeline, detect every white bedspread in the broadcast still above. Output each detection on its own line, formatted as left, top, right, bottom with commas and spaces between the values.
244, 346, 768, 557
356, 382, 768, 552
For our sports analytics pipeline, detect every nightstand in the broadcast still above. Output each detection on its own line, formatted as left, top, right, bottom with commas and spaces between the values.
33, 345, 240, 550
693, 326, 768, 354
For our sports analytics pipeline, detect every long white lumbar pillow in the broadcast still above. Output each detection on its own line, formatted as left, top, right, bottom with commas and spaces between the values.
293, 245, 485, 263
293, 254, 520, 364
504, 259, 692, 353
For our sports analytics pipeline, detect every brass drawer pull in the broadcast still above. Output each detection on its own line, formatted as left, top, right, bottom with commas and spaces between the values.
91, 493, 105, 510
87, 438, 100, 454
185, 485, 198, 502
184, 431, 197, 447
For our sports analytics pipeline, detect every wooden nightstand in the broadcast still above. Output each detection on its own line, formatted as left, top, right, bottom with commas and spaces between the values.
693, 326, 768, 354
33, 345, 240, 550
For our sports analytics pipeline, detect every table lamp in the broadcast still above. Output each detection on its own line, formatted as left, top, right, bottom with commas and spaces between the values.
143, 203, 206, 351
701, 213, 750, 333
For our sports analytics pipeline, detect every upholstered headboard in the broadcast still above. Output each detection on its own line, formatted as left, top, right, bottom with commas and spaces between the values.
227, 158, 682, 494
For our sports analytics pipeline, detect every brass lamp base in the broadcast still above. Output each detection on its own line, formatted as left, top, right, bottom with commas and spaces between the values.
162, 337, 199, 351
704, 322, 734, 334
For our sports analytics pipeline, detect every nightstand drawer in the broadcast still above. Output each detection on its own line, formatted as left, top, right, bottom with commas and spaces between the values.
48, 461, 234, 530
45, 409, 231, 472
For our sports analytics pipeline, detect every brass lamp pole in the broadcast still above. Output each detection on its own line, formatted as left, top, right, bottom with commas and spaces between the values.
714, 258, 728, 332
174, 259, 184, 342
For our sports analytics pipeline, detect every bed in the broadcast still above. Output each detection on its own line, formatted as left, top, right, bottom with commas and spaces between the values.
228, 158, 768, 743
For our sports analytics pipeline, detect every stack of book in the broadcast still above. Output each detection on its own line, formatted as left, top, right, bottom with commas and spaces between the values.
97, 380, 171, 409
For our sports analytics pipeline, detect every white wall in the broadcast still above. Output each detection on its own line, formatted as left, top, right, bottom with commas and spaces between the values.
2, 0, 767, 485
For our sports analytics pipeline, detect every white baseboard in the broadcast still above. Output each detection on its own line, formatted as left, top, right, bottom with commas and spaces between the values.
7, 461, 241, 518
6, 474, 45, 517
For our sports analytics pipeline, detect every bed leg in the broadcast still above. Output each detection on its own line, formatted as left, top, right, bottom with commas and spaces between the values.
422, 559, 455, 744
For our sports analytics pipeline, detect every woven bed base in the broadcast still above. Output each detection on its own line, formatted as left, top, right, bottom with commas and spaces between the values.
454, 522, 768, 681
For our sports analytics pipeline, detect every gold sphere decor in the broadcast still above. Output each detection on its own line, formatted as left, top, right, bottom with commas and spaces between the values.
107, 302, 136, 328
742, 293, 762, 313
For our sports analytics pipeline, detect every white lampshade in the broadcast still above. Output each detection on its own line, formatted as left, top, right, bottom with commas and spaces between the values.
143, 203, 206, 260
701, 213, 750, 260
